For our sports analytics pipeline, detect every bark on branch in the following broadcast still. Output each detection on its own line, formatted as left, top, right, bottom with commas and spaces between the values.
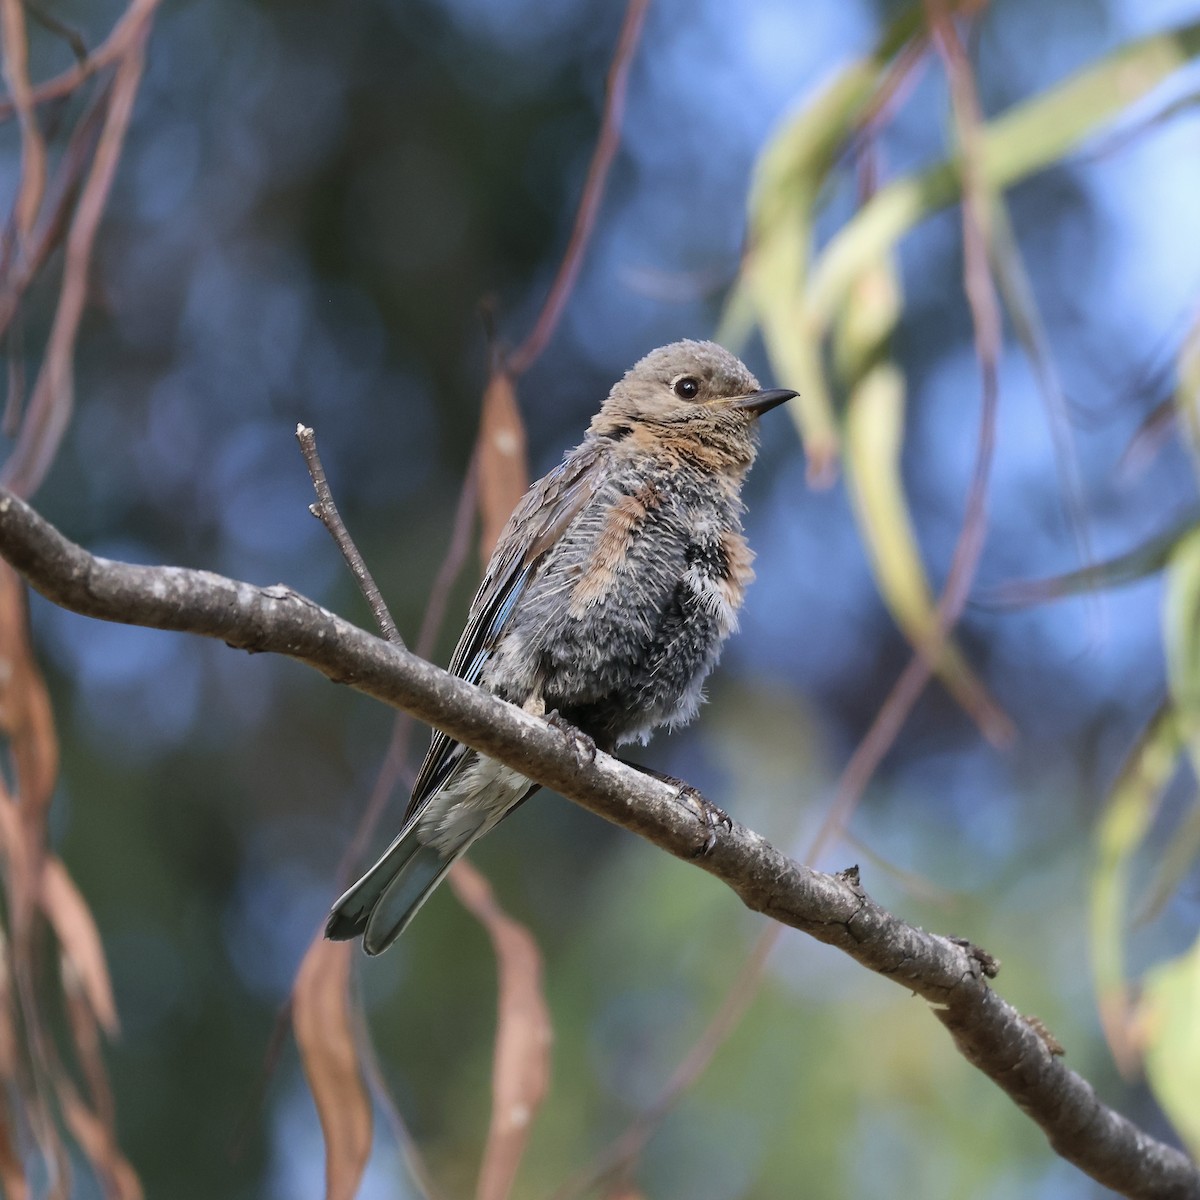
0, 487, 1195, 1200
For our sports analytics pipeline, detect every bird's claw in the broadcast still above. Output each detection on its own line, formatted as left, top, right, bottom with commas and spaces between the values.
545, 709, 597, 768
674, 782, 731, 856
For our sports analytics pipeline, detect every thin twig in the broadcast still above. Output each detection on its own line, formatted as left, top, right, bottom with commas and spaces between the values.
0, 0, 160, 122
505, 0, 650, 376
846, 32, 931, 165
807, 651, 951, 860
275, 454, 479, 1189
988, 201, 1094, 578
352, 994, 442, 1200
288, 424, 412, 1196
1, 18, 155, 498
0, 78, 113, 346
228, 999, 293, 1164
4, 315, 24, 437
921, 3, 1001, 638
331, 446, 480, 889
296, 424, 403, 648
448, 860, 552, 1200
551, 923, 778, 1200
416, 453, 480, 660
809, 2, 1004, 861
23, 2, 88, 64
0, 0, 46, 258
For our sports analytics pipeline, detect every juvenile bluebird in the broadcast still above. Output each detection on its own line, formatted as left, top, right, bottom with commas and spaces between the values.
327, 340, 795, 954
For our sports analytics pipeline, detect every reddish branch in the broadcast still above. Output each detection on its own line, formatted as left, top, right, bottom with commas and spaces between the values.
1, 16, 154, 499
0, 0, 160, 123
0, 0, 48, 249
809, 4, 1006, 860
504, 0, 650, 376
0, 488, 1196, 1200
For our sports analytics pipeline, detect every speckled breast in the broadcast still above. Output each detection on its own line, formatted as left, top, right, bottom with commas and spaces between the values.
524, 465, 755, 749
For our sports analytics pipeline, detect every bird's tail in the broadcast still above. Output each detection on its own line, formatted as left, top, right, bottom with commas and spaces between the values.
325, 824, 459, 955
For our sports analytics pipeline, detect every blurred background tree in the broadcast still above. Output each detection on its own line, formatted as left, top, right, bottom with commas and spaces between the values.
3, 0, 1200, 1197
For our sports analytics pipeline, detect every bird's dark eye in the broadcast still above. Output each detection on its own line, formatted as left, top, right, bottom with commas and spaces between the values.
673, 376, 701, 400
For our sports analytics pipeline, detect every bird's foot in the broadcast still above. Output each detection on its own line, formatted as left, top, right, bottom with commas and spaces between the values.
545, 710, 598, 769
618, 761, 731, 855
650, 774, 729, 856
677, 783, 731, 856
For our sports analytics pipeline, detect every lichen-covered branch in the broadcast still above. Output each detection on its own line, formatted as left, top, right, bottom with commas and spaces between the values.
0, 487, 1194, 1200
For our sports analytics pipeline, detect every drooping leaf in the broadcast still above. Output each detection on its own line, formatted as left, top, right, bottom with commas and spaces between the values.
1089, 703, 1182, 1074
988, 199, 1093, 577
477, 368, 530, 563
1, 32, 151, 500
448, 861, 552, 1200
1138, 930, 1200, 1158
1134, 794, 1200, 928
0, 925, 28, 1200
1175, 310, 1200, 478
56, 1079, 142, 1200
41, 857, 119, 1037
0, 1108, 28, 1200
0, 564, 58, 827
0, 0, 49, 248
730, 6, 923, 485
1164, 525, 1200, 770
837, 258, 1012, 745
293, 939, 372, 1200
805, 20, 1200, 336
984, 516, 1200, 608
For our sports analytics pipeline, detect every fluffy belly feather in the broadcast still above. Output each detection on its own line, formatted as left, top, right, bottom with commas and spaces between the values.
418, 755, 533, 854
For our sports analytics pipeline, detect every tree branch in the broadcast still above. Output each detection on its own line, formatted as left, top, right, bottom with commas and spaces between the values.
0, 487, 1195, 1200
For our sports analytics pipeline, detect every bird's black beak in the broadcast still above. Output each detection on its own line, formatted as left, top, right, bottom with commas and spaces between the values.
735, 387, 798, 416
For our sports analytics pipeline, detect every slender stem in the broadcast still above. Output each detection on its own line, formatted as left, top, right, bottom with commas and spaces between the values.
505, 0, 650, 376
296, 423, 403, 648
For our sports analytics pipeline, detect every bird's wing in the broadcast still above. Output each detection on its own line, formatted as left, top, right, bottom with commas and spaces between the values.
404, 439, 607, 820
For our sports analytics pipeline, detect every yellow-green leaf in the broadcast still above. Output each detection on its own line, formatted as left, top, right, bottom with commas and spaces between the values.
1164, 526, 1200, 769
985, 517, 1200, 608
806, 20, 1200, 336
838, 260, 1010, 746
1176, 312, 1200, 477
729, 6, 923, 485
989, 199, 1093, 574
1139, 931, 1200, 1157
1134, 794, 1200, 928
1090, 703, 1182, 1074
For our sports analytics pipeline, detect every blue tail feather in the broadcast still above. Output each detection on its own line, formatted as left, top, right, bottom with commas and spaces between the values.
326, 826, 457, 955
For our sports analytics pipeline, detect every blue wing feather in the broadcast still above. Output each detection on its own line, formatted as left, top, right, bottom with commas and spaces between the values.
404, 442, 605, 819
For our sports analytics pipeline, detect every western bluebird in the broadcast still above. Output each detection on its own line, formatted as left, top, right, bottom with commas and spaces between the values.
327, 340, 795, 953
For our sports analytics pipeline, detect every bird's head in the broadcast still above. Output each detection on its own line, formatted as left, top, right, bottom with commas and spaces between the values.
590, 341, 796, 454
